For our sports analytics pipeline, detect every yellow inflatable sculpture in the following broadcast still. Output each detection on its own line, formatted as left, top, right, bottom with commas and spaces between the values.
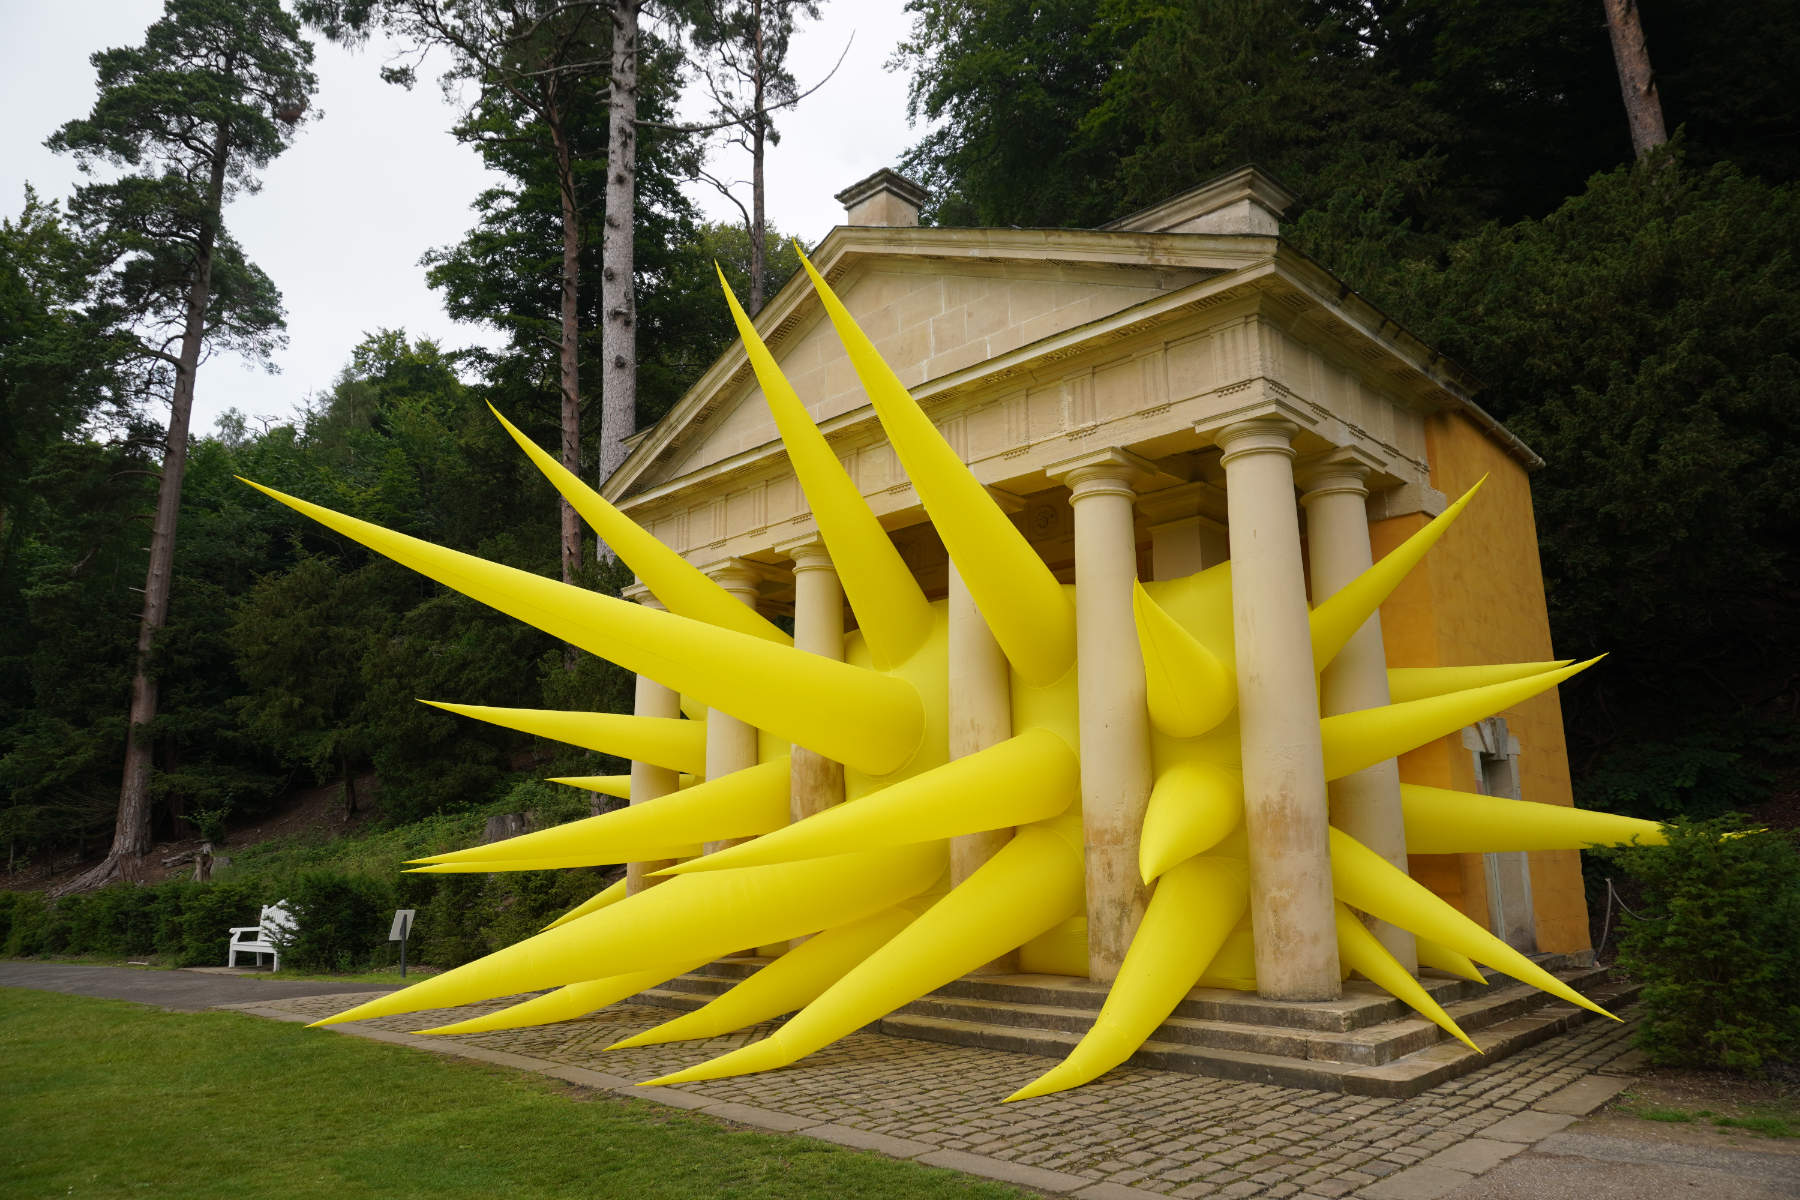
243, 252, 1667, 1100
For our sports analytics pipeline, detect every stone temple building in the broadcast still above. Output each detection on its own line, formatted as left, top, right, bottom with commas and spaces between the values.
599, 166, 1591, 1024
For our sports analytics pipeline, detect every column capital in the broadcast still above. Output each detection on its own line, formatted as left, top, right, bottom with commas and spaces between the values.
1296, 447, 1382, 506
699, 557, 764, 604
775, 536, 835, 574
1048, 446, 1162, 501
1214, 416, 1299, 465
621, 583, 666, 610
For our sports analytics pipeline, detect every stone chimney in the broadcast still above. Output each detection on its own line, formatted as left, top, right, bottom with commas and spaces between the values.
834, 168, 931, 227
1102, 166, 1295, 236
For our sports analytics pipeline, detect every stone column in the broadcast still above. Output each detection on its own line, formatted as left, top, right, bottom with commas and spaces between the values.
1217, 417, 1341, 1001
703, 560, 763, 855
1057, 449, 1155, 983
948, 562, 1016, 971
626, 594, 680, 896
948, 563, 1014, 880
786, 540, 846, 826
1300, 457, 1417, 971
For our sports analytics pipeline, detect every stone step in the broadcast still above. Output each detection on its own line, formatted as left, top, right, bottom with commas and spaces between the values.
927, 952, 1598, 1033
631, 955, 1630, 1096
877, 974, 1640, 1098
886, 965, 1617, 1069
1340, 976, 1643, 1096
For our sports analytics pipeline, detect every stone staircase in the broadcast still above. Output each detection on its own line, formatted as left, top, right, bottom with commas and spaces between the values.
633, 952, 1638, 1098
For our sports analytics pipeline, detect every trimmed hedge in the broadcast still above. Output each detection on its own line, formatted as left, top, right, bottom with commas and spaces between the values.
1599, 818, 1800, 1073
0, 863, 616, 973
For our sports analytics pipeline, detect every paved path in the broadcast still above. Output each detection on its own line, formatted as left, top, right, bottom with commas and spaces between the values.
223, 988, 1796, 1200
0, 961, 393, 1011
1441, 1116, 1800, 1200
14, 966, 1795, 1199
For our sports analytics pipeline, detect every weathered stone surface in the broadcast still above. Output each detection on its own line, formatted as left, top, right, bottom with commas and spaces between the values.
918, 1148, 1093, 1193
236, 981, 1647, 1200
1479, 1110, 1577, 1143
802, 1123, 935, 1159
1416, 1137, 1525, 1174
1355, 1164, 1474, 1199
1535, 1074, 1634, 1115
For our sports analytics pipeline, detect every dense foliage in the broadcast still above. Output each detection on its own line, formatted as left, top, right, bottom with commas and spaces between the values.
897, 0, 1800, 822
0, 785, 613, 972
1599, 821, 1800, 1072
3, 0, 1795, 902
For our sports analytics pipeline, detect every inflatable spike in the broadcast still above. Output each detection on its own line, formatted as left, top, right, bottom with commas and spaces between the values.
609, 905, 918, 1049
793, 250, 1076, 687
1320, 657, 1601, 781
1328, 829, 1615, 1020
1138, 759, 1244, 883
237, 480, 924, 776
660, 729, 1078, 875
418, 957, 709, 1035
1334, 904, 1478, 1053
1310, 480, 1484, 671
641, 816, 1086, 1086
310, 843, 946, 1028
545, 774, 631, 800
487, 404, 789, 646
543, 879, 627, 932
1133, 581, 1235, 738
1387, 661, 1573, 704
1196, 929, 1258, 991
410, 757, 791, 867
716, 267, 933, 669
1401, 783, 1667, 854
1008, 856, 1250, 1101
1414, 936, 1487, 984
406, 849, 700, 873
421, 701, 706, 776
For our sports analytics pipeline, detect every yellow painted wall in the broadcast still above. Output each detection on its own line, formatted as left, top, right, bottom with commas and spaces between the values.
1369, 413, 1591, 953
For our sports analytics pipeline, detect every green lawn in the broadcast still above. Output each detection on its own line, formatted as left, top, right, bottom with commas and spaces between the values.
0, 988, 1029, 1200
1614, 1088, 1800, 1139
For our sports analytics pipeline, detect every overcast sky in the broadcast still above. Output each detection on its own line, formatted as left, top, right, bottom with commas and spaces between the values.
1, 0, 922, 435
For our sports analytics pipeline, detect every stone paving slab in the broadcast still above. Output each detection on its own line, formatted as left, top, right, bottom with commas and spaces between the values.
220, 988, 1652, 1197
1475, 1112, 1575, 1144
1415, 1139, 1524, 1174
1531, 1075, 1632, 1116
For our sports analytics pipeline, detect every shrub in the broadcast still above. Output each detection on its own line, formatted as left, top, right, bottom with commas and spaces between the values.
155, 878, 267, 966
1599, 818, 1800, 1073
64, 886, 159, 956
280, 870, 394, 972
0, 890, 52, 957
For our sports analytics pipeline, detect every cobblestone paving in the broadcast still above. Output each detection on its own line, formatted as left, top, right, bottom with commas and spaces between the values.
244, 990, 1643, 1199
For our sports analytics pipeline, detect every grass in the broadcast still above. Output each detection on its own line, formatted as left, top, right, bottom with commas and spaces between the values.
0, 988, 1028, 1200
23, 953, 437, 983
1614, 1089, 1799, 1139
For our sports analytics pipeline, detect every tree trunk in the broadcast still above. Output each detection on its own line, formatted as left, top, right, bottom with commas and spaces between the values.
67, 128, 230, 894
552, 103, 583, 590
748, 0, 768, 316
341, 750, 358, 818
598, 0, 641, 553
1602, 0, 1668, 159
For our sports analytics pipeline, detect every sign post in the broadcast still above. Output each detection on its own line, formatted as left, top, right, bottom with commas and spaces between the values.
389, 909, 416, 978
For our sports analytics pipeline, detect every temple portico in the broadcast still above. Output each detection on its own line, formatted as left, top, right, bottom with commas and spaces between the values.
612, 165, 1589, 998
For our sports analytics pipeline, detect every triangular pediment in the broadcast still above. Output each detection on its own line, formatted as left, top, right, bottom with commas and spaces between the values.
608, 227, 1248, 501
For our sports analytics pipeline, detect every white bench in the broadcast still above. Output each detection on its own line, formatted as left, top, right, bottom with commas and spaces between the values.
227, 901, 295, 971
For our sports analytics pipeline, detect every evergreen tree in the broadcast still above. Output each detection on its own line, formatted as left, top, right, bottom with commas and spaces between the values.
47, 0, 317, 888
300, 0, 625, 582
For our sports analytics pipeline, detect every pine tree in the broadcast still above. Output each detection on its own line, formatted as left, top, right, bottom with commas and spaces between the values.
48, 0, 317, 890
